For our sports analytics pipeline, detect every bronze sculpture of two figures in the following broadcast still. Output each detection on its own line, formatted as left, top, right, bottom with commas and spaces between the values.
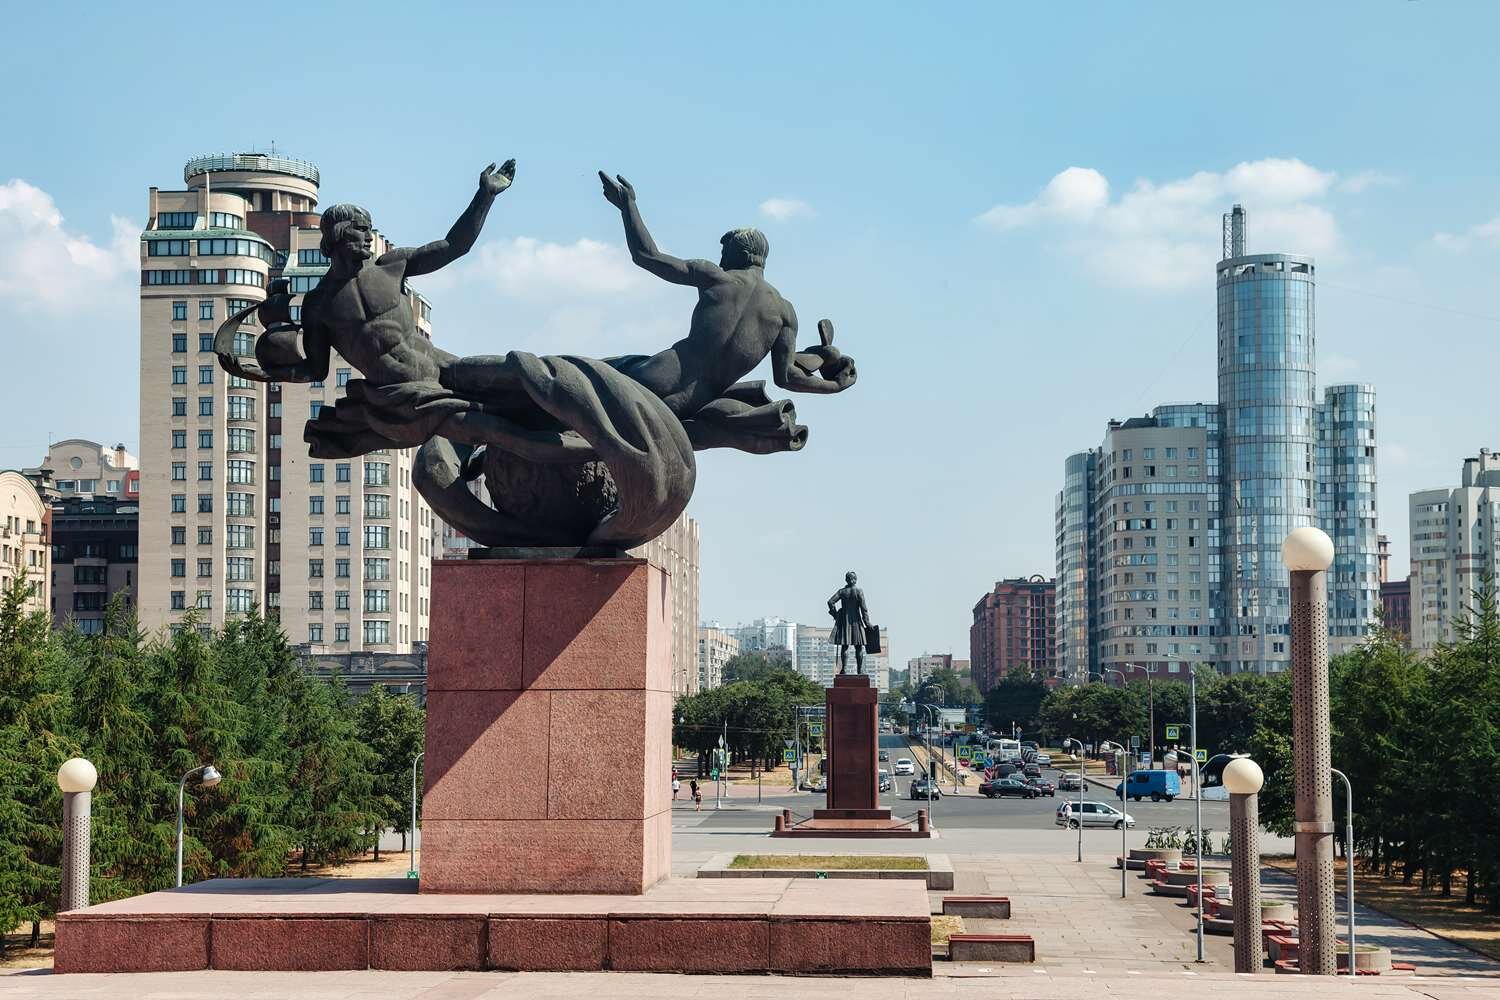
215, 160, 858, 551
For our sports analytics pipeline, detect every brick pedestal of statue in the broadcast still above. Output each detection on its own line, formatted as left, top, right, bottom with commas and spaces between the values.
419, 557, 672, 894
814, 674, 891, 822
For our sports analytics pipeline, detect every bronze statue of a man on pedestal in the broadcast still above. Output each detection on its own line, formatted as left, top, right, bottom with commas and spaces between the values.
828, 571, 873, 675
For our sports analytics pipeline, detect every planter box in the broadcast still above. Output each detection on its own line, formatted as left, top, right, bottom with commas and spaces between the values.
948, 934, 1034, 963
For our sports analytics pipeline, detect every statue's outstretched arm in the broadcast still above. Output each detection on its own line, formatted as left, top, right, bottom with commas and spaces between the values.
394, 160, 514, 277
599, 171, 720, 288
773, 318, 855, 395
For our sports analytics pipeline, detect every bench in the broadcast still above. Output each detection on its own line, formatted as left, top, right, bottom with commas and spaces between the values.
941, 896, 1011, 919
1266, 934, 1299, 963
948, 934, 1034, 963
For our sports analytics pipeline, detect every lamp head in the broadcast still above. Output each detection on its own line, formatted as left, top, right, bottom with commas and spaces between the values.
1281, 526, 1334, 572
199, 765, 222, 789
1221, 756, 1264, 795
57, 757, 98, 793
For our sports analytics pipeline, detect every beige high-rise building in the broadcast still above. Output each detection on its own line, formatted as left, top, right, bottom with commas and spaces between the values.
1410, 449, 1500, 651
629, 512, 700, 696
138, 153, 433, 648
0, 471, 50, 614
25, 439, 139, 501
696, 625, 739, 691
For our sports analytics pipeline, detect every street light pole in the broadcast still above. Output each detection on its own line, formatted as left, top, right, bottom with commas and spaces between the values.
1100, 740, 1127, 898
1064, 738, 1084, 862
1285, 527, 1339, 975
409, 750, 424, 878
1331, 767, 1356, 975
1224, 757, 1265, 974
1190, 661, 1203, 962
176, 763, 222, 888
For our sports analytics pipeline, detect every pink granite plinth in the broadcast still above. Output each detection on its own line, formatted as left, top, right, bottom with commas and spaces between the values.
422, 557, 672, 895
54, 876, 932, 976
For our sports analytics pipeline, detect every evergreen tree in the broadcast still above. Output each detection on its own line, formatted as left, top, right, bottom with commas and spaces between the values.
353, 686, 425, 857
283, 670, 379, 869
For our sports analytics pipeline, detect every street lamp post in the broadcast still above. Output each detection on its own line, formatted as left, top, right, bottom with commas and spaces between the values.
1331, 767, 1356, 975
1223, 756, 1265, 974
1158, 652, 1205, 963
1284, 526, 1338, 975
409, 751, 425, 878
57, 758, 98, 913
176, 763, 222, 888
1064, 738, 1085, 862
1100, 740, 1128, 898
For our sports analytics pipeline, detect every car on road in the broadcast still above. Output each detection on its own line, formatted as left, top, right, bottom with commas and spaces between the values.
1035, 752, 1052, 767
894, 758, 915, 775
1023, 763, 1042, 779
878, 770, 893, 792
1026, 776, 1056, 796
979, 777, 1038, 799
1056, 800, 1135, 829
878, 750, 889, 762
1114, 769, 1182, 802
1057, 773, 1084, 792
910, 777, 942, 799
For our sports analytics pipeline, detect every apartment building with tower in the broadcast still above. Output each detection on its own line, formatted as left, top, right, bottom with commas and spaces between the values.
1055, 206, 1380, 679
1409, 449, 1500, 650
138, 152, 433, 649
25, 440, 138, 501
969, 576, 1056, 692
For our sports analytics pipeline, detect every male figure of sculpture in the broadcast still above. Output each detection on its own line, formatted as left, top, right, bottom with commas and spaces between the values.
828, 571, 873, 675
214, 160, 858, 548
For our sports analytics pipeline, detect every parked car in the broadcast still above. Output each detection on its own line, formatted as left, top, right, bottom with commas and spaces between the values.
1057, 773, 1084, 792
979, 777, 1038, 799
1035, 752, 1052, 767
1023, 763, 1042, 778
910, 777, 942, 799
1021, 741, 1039, 751
1026, 776, 1056, 796
878, 750, 889, 762
1114, 769, 1182, 802
1055, 801, 1135, 829
894, 758, 915, 775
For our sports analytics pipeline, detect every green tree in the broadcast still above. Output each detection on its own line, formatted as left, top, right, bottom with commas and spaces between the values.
721, 649, 793, 685
354, 685, 426, 856
283, 671, 380, 869
983, 670, 1047, 739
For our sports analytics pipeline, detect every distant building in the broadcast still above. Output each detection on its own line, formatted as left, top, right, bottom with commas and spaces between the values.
48, 496, 139, 634
970, 575, 1056, 694
298, 646, 427, 703
906, 653, 969, 689
629, 512, 700, 696
732, 617, 798, 671
796, 623, 890, 691
1378, 533, 1391, 584
696, 625, 739, 691
25, 439, 139, 501
0, 471, 51, 615
1409, 449, 1500, 650
1380, 577, 1411, 643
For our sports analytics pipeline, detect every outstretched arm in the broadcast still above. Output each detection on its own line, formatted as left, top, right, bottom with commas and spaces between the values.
773, 319, 856, 395
392, 160, 514, 277
599, 172, 720, 288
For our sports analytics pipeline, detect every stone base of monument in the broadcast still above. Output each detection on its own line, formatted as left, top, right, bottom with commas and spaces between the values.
53, 876, 933, 975
772, 814, 931, 838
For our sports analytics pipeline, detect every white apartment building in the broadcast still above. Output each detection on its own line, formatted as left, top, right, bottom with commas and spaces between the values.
25, 440, 138, 500
0, 471, 50, 614
696, 625, 739, 691
138, 153, 433, 648
1410, 449, 1500, 650
796, 623, 890, 691
629, 512, 700, 696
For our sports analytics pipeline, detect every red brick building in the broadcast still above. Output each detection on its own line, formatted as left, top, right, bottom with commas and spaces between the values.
970, 575, 1057, 694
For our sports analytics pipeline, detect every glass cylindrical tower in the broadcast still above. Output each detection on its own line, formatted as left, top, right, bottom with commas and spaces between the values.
1217, 251, 1317, 673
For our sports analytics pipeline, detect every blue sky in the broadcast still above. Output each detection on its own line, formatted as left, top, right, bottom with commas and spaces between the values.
2, 3, 1497, 665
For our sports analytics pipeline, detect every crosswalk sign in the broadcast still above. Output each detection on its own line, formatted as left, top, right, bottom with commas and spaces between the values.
956, 746, 972, 759
1194, 749, 1208, 763
1165, 725, 1181, 740
809, 724, 823, 737
782, 749, 796, 763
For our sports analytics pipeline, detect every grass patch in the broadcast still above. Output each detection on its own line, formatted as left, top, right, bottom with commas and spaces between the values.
930, 914, 964, 945
1265, 857, 1500, 962
727, 854, 927, 871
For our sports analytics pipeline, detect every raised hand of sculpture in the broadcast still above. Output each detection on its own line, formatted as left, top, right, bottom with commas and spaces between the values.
214, 161, 857, 551
828, 571, 872, 675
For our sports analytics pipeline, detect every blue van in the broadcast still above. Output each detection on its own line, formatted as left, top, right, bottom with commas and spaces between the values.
1114, 769, 1182, 802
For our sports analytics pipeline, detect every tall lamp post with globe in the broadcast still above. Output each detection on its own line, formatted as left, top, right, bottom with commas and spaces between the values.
57, 758, 98, 913
1223, 756, 1265, 973
1283, 526, 1338, 975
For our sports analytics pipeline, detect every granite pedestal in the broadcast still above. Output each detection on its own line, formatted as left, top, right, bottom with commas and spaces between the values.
420, 557, 672, 894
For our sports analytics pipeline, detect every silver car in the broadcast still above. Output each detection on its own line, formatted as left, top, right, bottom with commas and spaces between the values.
1054, 800, 1135, 829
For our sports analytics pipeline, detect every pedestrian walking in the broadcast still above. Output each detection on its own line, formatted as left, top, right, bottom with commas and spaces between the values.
672, 776, 681, 800
690, 778, 701, 811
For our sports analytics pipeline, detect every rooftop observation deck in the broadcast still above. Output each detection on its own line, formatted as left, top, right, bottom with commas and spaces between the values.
184, 153, 320, 187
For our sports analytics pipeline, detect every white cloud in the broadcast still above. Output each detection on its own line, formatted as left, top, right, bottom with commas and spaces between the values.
976, 159, 1360, 291
463, 236, 653, 300
1337, 170, 1398, 195
0, 179, 137, 311
1433, 212, 1500, 252
759, 197, 816, 222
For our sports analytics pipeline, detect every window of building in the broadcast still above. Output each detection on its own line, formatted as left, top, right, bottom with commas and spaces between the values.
171, 526, 186, 545
335, 623, 350, 643
364, 494, 389, 518
198, 237, 274, 262
226, 460, 255, 484
227, 557, 253, 581
210, 211, 243, 229
364, 589, 390, 612
226, 428, 253, 454
198, 365, 214, 385
226, 493, 253, 518
365, 462, 390, 486
309, 624, 324, 643
310, 528, 324, 546
171, 462, 186, 481
172, 366, 188, 385
309, 559, 324, 578
197, 462, 213, 481
335, 559, 350, 578
171, 430, 186, 449
158, 212, 197, 229
196, 559, 212, 577
310, 464, 325, 483
226, 524, 254, 550
171, 559, 186, 578
171, 494, 186, 513
297, 248, 330, 266
198, 396, 213, 417
335, 495, 351, 515
336, 368, 352, 387
170, 591, 186, 610
363, 620, 389, 644
171, 332, 188, 353
310, 496, 325, 515
267, 401, 281, 418
335, 463, 351, 483
364, 525, 389, 549
310, 401, 324, 419
288, 275, 322, 293
228, 395, 255, 421
336, 527, 350, 546
171, 397, 187, 417
144, 269, 193, 285
197, 526, 212, 546
227, 589, 253, 613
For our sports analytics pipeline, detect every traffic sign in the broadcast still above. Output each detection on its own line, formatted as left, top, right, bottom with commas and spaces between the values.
1194, 749, 1208, 763
956, 745, 972, 759
784, 739, 794, 749
782, 749, 796, 763
1129, 735, 1141, 749
1165, 725, 1181, 741
809, 724, 823, 737
710, 769, 720, 780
